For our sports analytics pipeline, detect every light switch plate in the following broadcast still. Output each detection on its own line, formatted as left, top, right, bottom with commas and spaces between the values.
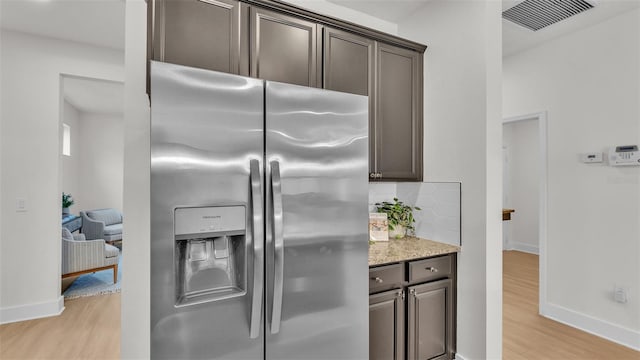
16, 198, 27, 212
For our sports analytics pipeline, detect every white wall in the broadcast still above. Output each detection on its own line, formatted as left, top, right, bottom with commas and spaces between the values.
77, 112, 124, 212
503, 9, 640, 349
397, 182, 461, 246
503, 119, 539, 254
0, 30, 124, 323
398, 1, 503, 359
121, 0, 150, 357
62, 100, 82, 212
283, 0, 398, 35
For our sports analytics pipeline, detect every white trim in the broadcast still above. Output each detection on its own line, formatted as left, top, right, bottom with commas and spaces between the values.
542, 303, 640, 351
505, 242, 539, 255
503, 111, 548, 317
0, 296, 65, 324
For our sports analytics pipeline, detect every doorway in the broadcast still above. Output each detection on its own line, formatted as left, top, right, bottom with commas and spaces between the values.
59, 75, 125, 299
502, 111, 548, 311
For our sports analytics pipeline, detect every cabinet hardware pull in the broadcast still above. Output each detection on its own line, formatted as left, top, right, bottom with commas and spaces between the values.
426, 267, 438, 272
372, 277, 384, 283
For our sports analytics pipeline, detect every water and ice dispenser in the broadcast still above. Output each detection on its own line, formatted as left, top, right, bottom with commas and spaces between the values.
174, 206, 247, 307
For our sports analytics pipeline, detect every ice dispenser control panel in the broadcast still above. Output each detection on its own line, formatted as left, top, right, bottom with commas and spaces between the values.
175, 206, 245, 236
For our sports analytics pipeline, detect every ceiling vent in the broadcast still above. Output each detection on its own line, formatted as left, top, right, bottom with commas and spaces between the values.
503, 0, 597, 31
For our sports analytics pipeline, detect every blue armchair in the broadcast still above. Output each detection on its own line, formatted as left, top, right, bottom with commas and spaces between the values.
80, 208, 123, 243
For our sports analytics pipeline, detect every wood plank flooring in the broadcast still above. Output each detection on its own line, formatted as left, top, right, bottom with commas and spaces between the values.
1, 253, 638, 359
503, 250, 639, 359
0, 294, 120, 359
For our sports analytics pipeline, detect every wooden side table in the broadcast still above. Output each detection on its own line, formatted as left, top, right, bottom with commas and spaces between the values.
502, 209, 515, 221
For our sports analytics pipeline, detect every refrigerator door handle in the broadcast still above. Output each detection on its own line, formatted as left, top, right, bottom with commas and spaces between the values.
269, 160, 284, 334
249, 159, 264, 339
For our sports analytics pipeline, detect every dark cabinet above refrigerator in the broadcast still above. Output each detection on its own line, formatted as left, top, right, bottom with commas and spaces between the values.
148, 0, 425, 181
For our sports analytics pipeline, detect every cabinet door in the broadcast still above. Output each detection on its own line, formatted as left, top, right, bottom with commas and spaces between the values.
251, 7, 318, 87
408, 279, 453, 360
323, 28, 376, 174
375, 43, 423, 181
153, 0, 247, 75
323, 27, 374, 96
369, 289, 404, 360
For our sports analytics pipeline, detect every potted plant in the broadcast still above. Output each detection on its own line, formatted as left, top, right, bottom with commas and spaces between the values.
375, 197, 421, 239
62, 192, 74, 216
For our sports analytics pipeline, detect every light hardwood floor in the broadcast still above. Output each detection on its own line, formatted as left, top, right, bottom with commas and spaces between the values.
0, 294, 120, 359
503, 250, 639, 359
1, 254, 638, 359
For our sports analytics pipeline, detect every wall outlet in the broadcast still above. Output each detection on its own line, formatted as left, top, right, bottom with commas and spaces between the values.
614, 287, 628, 304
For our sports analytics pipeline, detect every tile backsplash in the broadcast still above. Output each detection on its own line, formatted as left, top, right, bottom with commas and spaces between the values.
369, 182, 461, 246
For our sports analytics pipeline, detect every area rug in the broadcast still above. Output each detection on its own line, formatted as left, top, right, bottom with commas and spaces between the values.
63, 252, 122, 299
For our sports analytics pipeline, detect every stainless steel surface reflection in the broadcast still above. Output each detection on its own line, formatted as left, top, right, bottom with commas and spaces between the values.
151, 61, 263, 359
151, 61, 368, 360
265, 82, 369, 359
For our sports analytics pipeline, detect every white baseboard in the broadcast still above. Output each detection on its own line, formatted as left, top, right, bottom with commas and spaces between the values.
505, 241, 539, 255
0, 296, 65, 324
542, 302, 640, 351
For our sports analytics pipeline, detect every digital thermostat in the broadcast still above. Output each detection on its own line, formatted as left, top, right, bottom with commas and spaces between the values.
608, 145, 640, 166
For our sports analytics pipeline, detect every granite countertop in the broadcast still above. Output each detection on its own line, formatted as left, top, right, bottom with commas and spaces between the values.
369, 236, 460, 266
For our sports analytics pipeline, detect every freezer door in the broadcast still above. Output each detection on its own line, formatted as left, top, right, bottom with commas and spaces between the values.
265, 82, 369, 359
150, 61, 264, 359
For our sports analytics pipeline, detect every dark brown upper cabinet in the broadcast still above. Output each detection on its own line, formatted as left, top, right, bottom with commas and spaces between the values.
148, 0, 425, 182
250, 7, 319, 87
322, 28, 377, 175
323, 27, 374, 96
151, 0, 249, 75
373, 43, 423, 181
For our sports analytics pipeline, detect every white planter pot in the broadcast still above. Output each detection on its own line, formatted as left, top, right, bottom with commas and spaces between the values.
389, 224, 406, 239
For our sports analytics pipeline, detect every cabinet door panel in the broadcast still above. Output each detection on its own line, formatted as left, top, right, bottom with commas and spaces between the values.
155, 0, 243, 74
251, 8, 317, 87
323, 28, 375, 173
369, 289, 404, 360
408, 279, 452, 360
323, 27, 374, 96
375, 43, 423, 181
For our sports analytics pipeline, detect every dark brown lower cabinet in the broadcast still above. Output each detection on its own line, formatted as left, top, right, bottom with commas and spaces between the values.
408, 279, 454, 360
369, 254, 456, 360
369, 289, 405, 360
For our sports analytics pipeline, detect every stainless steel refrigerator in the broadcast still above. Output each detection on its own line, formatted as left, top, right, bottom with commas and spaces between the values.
150, 61, 369, 359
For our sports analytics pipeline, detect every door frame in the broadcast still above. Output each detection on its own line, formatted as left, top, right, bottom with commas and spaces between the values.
502, 111, 548, 316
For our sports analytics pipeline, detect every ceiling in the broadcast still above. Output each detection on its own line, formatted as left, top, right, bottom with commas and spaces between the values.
64, 77, 124, 115
0, 0, 125, 50
502, 0, 640, 57
326, 0, 640, 57
326, 0, 434, 23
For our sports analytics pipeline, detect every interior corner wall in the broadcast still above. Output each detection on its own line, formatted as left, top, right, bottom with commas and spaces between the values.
503, 8, 640, 349
0, 30, 124, 322
77, 112, 124, 212
62, 101, 83, 212
397, 1, 503, 358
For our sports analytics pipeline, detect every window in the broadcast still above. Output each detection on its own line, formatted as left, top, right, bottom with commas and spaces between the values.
62, 123, 71, 156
